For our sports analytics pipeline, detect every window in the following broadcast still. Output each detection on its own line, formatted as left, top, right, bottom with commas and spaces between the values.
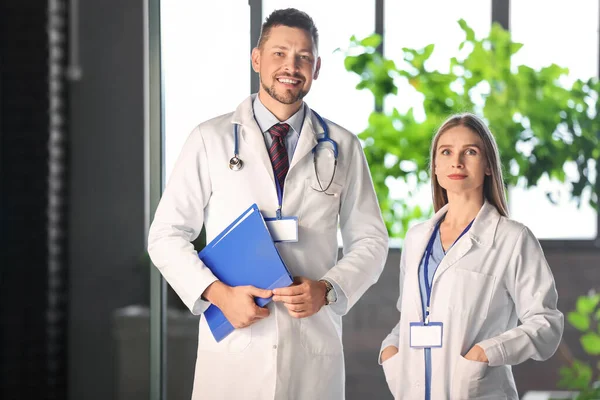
161, 0, 250, 181
510, 0, 599, 239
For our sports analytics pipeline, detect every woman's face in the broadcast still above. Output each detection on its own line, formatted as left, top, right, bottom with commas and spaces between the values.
434, 126, 491, 196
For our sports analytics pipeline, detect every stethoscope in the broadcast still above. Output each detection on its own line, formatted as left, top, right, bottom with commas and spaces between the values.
229, 110, 339, 195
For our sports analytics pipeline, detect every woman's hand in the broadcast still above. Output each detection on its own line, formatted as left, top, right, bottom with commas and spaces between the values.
464, 344, 489, 363
381, 346, 399, 363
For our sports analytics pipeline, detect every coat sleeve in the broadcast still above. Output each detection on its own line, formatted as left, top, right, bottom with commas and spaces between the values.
321, 135, 389, 315
378, 239, 407, 364
477, 226, 564, 366
147, 126, 218, 315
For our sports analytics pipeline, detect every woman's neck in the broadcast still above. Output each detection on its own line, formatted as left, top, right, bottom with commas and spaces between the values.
442, 191, 484, 229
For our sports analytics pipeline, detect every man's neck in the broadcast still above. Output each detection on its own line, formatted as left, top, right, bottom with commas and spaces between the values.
258, 91, 302, 121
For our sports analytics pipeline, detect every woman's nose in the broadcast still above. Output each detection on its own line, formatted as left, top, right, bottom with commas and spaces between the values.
452, 155, 464, 168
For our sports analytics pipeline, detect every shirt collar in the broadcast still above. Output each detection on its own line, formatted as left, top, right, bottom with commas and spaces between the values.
252, 94, 304, 137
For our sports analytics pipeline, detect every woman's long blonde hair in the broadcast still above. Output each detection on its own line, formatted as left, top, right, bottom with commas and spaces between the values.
429, 113, 509, 216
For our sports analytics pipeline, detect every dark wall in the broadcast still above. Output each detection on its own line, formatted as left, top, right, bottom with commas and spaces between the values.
0, 1, 50, 397
68, 1, 147, 400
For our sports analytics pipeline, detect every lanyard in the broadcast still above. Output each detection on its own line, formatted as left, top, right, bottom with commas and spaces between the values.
422, 217, 474, 324
274, 177, 284, 219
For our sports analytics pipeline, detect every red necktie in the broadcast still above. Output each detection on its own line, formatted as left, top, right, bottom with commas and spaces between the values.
268, 123, 291, 190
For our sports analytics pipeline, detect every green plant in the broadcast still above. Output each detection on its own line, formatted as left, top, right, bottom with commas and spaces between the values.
343, 20, 600, 239
557, 291, 600, 399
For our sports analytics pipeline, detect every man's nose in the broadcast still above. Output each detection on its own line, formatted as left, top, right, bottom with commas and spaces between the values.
282, 55, 300, 72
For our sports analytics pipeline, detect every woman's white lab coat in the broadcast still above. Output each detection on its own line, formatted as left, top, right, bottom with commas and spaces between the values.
148, 95, 388, 400
380, 201, 563, 399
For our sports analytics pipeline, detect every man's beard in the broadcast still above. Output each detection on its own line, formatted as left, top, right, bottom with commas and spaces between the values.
261, 76, 308, 105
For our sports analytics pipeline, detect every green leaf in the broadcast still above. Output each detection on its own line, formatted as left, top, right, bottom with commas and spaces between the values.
576, 295, 600, 315
568, 311, 590, 331
360, 34, 382, 49
557, 361, 593, 390
457, 18, 475, 41
510, 42, 524, 55
581, 332, 600, 355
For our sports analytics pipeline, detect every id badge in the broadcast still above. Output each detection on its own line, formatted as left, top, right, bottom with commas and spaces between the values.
409, 322, 443, 348
264, 217, 299, 242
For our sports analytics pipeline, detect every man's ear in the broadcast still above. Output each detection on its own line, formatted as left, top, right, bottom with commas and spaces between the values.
313, 56, 321, 80
251, 47, 260, 73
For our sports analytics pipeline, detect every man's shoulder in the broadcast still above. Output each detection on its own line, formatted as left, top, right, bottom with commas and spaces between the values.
318, 117, 354, 138
196, 111, 234, 133
313, 115, 360, 150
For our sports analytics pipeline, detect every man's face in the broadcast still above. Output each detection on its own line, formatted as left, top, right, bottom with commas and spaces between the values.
252, 25, 321, 105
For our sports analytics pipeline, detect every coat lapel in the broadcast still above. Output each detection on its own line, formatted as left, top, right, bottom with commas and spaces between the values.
231, 96, 276, 186
431, 201, 500, 286
289, 108, 319, 172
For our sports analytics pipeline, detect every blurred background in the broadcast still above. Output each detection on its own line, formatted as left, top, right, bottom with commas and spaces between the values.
1, 0, 599, 399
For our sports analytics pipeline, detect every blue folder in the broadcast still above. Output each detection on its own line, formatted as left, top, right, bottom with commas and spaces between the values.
199, 203, 293, 342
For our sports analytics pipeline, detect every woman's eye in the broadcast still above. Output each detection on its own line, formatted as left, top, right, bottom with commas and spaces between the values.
441, 149, 450, 155
466, 148, 477, 155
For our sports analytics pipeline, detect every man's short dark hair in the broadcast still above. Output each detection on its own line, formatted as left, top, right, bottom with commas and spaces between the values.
257, 8, 319, 50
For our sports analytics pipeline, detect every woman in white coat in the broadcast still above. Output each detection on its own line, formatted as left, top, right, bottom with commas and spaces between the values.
379, 113, 564, 399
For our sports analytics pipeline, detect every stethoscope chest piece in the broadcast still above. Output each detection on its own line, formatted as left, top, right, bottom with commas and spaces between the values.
229, 156, 243, 171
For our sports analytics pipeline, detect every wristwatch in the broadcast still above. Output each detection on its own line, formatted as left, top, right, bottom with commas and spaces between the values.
319, 279, 337, 305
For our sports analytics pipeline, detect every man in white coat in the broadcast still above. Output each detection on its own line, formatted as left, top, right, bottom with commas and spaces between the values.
147, 8, 388, 400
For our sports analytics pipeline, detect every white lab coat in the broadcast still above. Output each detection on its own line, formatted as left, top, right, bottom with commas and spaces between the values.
148, 95, 388, 400
380, 201, 563, 400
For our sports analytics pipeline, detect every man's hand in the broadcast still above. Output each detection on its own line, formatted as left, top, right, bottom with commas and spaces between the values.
202, 281, 272, 329
464, 344, 489, 363
271, 276, 327, 318
380, 346, 399, 363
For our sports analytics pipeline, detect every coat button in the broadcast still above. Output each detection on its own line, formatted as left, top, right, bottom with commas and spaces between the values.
273, 345, 277, 349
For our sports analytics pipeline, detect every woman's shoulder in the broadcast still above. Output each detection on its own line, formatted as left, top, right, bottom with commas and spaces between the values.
495, 215, 540, 246
497, 214, 530, 235
404, 219, 433, 244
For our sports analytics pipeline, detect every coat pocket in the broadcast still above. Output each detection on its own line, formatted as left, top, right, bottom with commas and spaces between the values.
197, 315, 252, 353
448, 269, 496, 320
298, 179, 343, 231
382, 352, 401, 398
450, 355, 490, 399
451, 355, 510, 399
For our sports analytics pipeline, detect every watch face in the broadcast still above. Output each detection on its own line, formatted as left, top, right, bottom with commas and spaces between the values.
326, 287, 337, 304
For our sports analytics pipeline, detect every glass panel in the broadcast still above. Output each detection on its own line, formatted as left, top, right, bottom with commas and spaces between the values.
509, 0, 598, 239
160, 1, 250, 399
162, 0, 250, 181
